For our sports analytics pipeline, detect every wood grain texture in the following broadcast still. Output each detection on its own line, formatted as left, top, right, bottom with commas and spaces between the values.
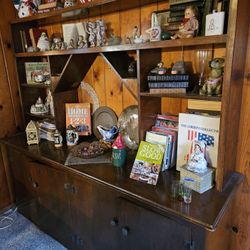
231, 23, 250, 250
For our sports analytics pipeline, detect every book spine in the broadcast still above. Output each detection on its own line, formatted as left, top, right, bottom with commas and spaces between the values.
167, 16, 184, 22
170, 1, 204, 11
169, 11, 185, 17
148, 81, 189, 88
147, 74, 189, 81
150, 88, 186, 94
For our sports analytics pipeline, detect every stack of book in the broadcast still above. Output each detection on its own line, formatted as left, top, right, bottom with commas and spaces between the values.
38, 119, 56, 141
148, 74, 189, 94
37, 1, 64, 14
145, 114, 178, 171
166, 0, 205, 35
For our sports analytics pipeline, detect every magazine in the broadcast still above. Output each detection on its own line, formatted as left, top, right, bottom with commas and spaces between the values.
130, 141, 164, 185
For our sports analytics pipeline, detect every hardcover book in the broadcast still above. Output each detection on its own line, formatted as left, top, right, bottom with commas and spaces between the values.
148, 81, 189, 88
65, 103, 91, 136
25, 62, 50, 84
130, 141, 164, 185
147, 74, 189, 82
149, 88, 186, 94
145, 131, 173, 171
176, 113, 220, 171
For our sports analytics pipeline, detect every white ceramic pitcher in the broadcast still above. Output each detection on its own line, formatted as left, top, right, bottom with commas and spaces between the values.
146, 12, 161, 42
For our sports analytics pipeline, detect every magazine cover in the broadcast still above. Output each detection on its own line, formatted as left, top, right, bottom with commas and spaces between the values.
25, 62, 50, 84
65, 103, 91, 136
176, 113, 220, 171
130, 141, 164, 185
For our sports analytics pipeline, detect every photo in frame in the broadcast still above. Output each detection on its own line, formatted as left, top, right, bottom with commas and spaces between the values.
155, 9, 170, 30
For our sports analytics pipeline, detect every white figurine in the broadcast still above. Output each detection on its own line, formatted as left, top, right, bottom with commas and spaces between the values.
86, 22, 96, 47
186, 141, 207, 173
37, 32, 50, 51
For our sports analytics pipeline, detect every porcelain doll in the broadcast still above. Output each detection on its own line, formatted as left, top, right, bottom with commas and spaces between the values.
186, 141, 207, 173
171, 6, 199, 39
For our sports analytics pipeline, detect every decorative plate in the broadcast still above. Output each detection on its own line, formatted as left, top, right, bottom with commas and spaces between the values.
92, 106, 118, 140
117, 105, 139, 150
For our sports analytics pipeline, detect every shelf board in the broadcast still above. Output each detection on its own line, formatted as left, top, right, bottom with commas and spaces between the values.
15, 35, 227, 58
21, 83, 50, 89
140, 92, 222, 101
25, 112, 54, 119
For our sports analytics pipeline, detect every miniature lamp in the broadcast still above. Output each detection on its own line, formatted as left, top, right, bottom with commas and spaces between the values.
25, 120, 39, 145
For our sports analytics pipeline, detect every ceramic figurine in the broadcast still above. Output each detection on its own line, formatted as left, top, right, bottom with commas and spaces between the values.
132, 26, 144, 44
67, 38, 76, 49
199, 57, 224, 96
14, 0, 39, 18
51, 37, 64, 50
150, 62, 167, 75
86, 22, 96, 47
37, 32, 50, 51
30, 97, 48, 114
64, 0, 76, 7
66, 125, 79, 146
96, 20, 105, 47
186, 141, 207, 173
45, 90, 54, 116
171, 6, 199, 39
97, 125, 119, 142
77, 35, 87, 48
146, 12, 161, 42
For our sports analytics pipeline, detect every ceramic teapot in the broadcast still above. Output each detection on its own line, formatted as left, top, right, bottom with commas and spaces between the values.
146, 12, 161, 42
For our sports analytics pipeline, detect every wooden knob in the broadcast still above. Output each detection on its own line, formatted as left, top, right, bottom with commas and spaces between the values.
32, 182, 38, 188
232, 226, 238, 233
122, 226, 129, 236
110, 218, 118, 227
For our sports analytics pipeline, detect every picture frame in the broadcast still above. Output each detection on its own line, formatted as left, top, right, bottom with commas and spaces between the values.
155, 9, 170, 30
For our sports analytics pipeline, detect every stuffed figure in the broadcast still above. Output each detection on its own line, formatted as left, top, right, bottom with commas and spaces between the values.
199, 57, 225, 96
13, 0, 39, 18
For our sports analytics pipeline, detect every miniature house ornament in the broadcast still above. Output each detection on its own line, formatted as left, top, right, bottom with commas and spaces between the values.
25, 120, 39, 145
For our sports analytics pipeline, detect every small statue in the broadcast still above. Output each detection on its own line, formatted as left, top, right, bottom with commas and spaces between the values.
37, 32, 50, 51
67, 38, 76, 49
86, 22, 96, 47
186, 141, 207, 173
171, 6, 199, 39
77, 35, 87, 48
51, 37, 63, 50
132, 26, 144, 44
64, 0, 75, 7
96, 20, 106, 47
150, 62, 167, 75
30, 97, 48, 114
199, 57, 225, 96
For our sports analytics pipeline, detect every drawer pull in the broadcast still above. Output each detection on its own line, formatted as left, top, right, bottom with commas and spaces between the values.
121, 226, 129, 237
110, 218, 118, 227
32, 182, 38, 188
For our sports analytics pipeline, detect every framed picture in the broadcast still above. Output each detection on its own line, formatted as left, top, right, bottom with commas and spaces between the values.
155, 9, 170, 30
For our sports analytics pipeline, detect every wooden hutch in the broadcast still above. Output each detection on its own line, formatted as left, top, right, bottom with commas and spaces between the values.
1, 0, 249, 249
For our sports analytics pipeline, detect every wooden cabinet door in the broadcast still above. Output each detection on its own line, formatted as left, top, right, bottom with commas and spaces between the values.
68, 175, 120, 250
118, 198, 191, 250
30, 161, 72, 249
8, 149, 35, 204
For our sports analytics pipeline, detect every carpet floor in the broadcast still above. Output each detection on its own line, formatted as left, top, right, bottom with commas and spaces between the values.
0, 209, 67, 250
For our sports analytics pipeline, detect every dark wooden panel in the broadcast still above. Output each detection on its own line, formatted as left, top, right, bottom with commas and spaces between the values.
55, 53, 97, 92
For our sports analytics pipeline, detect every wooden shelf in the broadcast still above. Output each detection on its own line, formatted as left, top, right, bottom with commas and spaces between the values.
21, 83, 50, 89
10, 0, 165, 26
25, 112, 54, 119
15, 35, 227, 57
140, 92, 222, 101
